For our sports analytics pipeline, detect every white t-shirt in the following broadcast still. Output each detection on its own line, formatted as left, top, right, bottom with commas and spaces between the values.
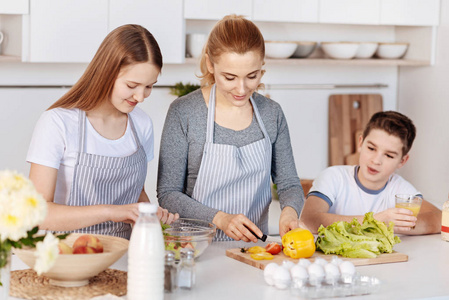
308, 165, 421, 215
27, 107, 154, 205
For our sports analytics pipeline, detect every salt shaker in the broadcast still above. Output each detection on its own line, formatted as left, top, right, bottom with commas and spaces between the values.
177, 248, 195, 289
442, 194, 449, 241
164, 250, 177, 292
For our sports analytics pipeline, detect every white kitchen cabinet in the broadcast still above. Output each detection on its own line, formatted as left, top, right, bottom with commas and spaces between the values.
380, 0, 440, 26
252, 0, 318, 23
109, 0, 184, 64
319, 0, 380, 25
184, 0, 252, 20
22, 0, 108, 62
0, 0, 28, 14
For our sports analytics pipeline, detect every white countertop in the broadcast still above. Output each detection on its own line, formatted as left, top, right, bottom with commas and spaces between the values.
10, 234, 449, 300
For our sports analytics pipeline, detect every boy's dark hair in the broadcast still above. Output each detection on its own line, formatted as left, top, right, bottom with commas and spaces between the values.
362, 111, 416, 156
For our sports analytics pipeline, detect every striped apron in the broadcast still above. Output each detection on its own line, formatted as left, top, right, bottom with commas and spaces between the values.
192, 85, 272, 241
66, 110, 147, 239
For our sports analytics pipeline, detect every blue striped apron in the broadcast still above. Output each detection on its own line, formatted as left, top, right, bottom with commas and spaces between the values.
192, 85, 272, 241
66, 110, 147, 239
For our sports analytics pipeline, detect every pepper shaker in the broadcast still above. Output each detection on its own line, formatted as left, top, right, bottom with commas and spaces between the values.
164, 250, 177, 292
177, 248, 195, 289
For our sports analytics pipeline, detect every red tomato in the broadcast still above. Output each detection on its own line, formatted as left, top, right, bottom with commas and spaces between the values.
265, 242, 282, 255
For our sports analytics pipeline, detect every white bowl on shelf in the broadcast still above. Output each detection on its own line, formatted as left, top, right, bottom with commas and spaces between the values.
321, 42, 360, 59
354, 42, 378, 59
186, 33, 207, 58
291, 41, 317, 58
375, 43, 409, 59
265, 41, 297, 59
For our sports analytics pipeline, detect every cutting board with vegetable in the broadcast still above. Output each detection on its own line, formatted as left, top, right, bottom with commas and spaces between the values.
225, 248, 408, 270
329, 94, 383, 166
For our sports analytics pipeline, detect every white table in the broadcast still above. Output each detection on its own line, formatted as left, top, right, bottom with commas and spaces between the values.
10, 234, 449, 300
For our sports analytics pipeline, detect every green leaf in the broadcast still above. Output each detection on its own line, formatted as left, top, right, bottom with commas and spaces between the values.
56, 233, 70, 240
169, 82, 200, 97
28, 226, 39, 236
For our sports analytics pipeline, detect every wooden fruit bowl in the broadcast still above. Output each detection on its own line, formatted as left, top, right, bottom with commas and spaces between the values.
13, 233, 128, 287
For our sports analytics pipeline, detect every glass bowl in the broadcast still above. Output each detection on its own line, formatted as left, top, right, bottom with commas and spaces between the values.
163, 218, 216, 259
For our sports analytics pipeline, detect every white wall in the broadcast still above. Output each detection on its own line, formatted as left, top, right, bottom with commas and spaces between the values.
397, 3, 449, 208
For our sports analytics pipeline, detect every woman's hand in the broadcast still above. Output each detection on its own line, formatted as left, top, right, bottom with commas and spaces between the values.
279, 206, 300, 237
213, 211, 262, 242
157, 207, 179, 225
374, 208, 416, 232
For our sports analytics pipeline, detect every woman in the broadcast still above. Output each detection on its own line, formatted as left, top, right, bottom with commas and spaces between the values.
157, 15, 304, 242
27, 24, 178, 239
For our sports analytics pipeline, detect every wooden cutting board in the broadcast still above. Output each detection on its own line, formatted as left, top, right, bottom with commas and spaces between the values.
329, 94, 383, 166
226, 248, 407, 270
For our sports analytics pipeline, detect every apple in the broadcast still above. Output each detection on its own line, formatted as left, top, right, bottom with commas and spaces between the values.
72, 234, 104, 253
58, 241, 73, 254
73, 246, 96, 254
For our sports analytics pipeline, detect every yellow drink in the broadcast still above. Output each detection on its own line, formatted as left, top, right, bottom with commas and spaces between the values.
395, 202, 421, 217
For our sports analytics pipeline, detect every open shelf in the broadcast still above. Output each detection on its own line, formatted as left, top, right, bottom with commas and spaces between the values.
184, 57, 430, 67
0, 55, 21, 62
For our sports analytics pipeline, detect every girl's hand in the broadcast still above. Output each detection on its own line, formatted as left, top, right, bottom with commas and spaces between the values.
213, 211, 262, 242
374, 208, 416, 232
157, 207, 179, 225
109, 203, 141, 224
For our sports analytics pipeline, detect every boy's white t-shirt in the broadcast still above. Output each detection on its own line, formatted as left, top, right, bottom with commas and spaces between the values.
308, 165, 421, 215
27, 107, 154, 205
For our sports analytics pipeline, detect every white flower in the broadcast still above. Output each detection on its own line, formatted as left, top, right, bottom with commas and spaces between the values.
0, 170, 47, 242
34, 233, 59, 275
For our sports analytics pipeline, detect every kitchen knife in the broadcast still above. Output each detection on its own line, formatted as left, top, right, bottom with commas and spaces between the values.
245, 226, 281, 243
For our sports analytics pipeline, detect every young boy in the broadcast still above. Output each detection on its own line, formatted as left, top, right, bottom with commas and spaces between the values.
299, 111, 441, 235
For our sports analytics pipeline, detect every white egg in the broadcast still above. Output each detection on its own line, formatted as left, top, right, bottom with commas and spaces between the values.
325, 263, 340, 279
339, 261, 356, 276
282, 260, 295, 270
290, 264, 309, 280
298, 258, 311, 268
307, 263, 325, 286
330, 256, 343, 266
314, 257, 328, 266
273, 266, 292, 290
307, 263, 325, 279
263, 263, 279, 286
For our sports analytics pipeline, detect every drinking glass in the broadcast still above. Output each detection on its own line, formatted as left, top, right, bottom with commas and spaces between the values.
395, 194, 423, 229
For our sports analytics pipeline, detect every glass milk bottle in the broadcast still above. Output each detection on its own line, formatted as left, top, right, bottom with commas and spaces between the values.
127, 203, 165, 300
442, 194, 449, 241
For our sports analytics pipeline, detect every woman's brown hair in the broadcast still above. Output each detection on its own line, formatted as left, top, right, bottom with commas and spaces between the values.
199, 15, 265, 87
48, 24, 162, 111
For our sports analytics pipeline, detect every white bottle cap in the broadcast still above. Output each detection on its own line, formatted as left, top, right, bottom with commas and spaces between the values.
138, 202, 158, 214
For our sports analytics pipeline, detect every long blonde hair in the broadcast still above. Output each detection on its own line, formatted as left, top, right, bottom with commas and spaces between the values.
199, 15, 265, 88
48, 24, 163, 111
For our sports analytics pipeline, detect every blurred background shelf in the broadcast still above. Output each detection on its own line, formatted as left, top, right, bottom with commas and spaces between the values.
184, 57, 430, 67
0, 55, 21, 62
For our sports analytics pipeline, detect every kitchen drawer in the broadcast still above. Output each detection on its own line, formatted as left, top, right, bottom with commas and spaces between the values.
184, 0, 252, 20
252, 0, 318, 23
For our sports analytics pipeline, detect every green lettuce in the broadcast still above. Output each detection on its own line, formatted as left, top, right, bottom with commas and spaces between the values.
315, 212, 400, 258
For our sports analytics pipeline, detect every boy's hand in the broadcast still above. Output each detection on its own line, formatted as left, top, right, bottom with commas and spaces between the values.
374, 208, 417, 232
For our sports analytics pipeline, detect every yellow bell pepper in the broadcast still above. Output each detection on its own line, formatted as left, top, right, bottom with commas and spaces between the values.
247, 246, 267, 254
250, 252, 274, 260
282, 228, 316, 259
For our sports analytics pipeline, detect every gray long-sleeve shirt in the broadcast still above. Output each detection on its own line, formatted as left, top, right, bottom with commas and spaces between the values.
157, 89, 304, 223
